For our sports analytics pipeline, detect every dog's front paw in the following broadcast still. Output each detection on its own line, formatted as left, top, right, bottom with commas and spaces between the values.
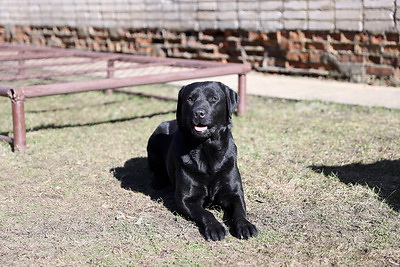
201, 221, 227, 241
231, 219, 258, 240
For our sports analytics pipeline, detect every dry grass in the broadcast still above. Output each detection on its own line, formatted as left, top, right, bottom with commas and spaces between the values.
0, 84, 399, 266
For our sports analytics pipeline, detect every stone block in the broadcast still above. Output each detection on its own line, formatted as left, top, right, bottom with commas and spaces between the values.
179, 3, 196, 11
309, 10, 334, 20
284, 0, 307, 10
199, 2, 217, 11
218, 20, 239, 30
260, 11, 282, 20
364, 0, 394, 9
284, 20, 307, 30
217, 11, 237, 21
197, 11, 217, 21
335, 0, 362, 9
336, 9, 362, 20
261, 20, 283, 31
364, 20, 395, 32
198, 20, 218, 30
160, 3, 179, 12
180, 11, 196, 20
309, 21, 335, 31
240, 20, 261, 31
364, 9, 394, 20
238, 2, 259, 10
163, 21, 181, 30
238, 11, 259, 20
308, 0, 334, 10
180, 20, 197, 30
259, 1, 282, 11
336, 20, 363, 31
163, 11, 180, 21
217, 2, 238, 11
283, 10, 307, 20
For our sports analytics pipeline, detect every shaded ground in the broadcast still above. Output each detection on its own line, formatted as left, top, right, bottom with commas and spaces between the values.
310, 159, 400, 211
0, 86, 399, 266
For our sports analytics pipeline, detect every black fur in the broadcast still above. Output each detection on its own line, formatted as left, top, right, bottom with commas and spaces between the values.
147, 81, 258, 241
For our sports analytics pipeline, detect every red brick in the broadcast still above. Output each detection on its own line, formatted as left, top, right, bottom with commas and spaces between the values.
368, 55, 381, 64
309, 52, 322, 63
341, 32, 357, 42
277, 31, 288, 41
279, 40, 289, 50
306, 41, 325, 50
313, 32, 329, 41
267, 32, 279, 40
370, 34, 384, 45
275, 58, 286, 67
335, 53, 365, 63
306, 31, 329, 41
299, 52, 309, 62
329, 32, 341, 42
383, 45, 400, 54
338, 53, 351, 62
248, 31, 268, 41
351, 54, 366, 62
279, 41, 303, 50
357, 44, 381, 54
263, 39, 279, 48
288, 61, 309, 69
304, 31, 312, 40
286, 51, 300, 61
385, 33, 399, 43
289, 31, 300, 40
355, 32, 370, 43
248, 31, 260, 41
285, 51, 308, 62
366, 66, 394, 76
394, 68, 400, 79
310, 63, 333, 71
288, 41, 303, 50
289, 31, 302, 41
330, 43, 354, 52
381, 56, 399, 66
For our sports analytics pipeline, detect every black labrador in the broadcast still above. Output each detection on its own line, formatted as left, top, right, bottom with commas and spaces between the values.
147, 81, 258, 241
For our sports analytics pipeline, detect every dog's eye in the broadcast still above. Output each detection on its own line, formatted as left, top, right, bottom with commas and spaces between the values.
187, 97, 194, 103
209, 96, 218, 102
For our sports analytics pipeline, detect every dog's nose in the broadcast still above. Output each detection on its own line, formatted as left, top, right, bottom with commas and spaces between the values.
193, 109, 206, 119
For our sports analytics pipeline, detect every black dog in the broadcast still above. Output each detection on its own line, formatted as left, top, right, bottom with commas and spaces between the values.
147, 81, 258, 241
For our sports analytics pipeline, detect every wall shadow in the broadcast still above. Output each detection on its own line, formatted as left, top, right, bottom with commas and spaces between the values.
26, 110, 175, 133
26, 100, 123, 114
110, 157, 177, 213
309, 159, 400, 211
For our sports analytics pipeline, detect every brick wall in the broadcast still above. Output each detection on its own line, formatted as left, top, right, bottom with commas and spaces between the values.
1, 1, 400, 85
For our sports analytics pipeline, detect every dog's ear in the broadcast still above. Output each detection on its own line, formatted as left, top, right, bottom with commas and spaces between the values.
176, 85, 186, 126
220, 83, 239, 122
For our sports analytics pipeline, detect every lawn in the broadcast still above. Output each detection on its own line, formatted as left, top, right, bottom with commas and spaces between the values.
0, 84, 399, 266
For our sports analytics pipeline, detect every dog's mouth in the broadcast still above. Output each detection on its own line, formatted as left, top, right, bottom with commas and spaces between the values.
194, 124, 208, 132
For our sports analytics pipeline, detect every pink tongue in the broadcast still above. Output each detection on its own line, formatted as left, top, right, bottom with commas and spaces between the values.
194, 126, 207, 132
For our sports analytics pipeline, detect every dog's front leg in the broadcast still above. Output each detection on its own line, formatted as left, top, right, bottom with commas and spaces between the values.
175, 181, 226, 241
223, 195, 259, 240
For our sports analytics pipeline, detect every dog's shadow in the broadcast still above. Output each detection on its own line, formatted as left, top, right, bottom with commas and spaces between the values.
110, 157, 177, 213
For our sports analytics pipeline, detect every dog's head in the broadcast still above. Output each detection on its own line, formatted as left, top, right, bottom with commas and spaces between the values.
176, 81, 239, 140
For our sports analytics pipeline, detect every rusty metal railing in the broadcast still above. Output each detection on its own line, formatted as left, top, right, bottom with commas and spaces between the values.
0, 44, 250, 152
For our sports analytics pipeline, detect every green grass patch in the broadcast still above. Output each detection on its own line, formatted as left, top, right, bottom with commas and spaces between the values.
0, 84, 399, 265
